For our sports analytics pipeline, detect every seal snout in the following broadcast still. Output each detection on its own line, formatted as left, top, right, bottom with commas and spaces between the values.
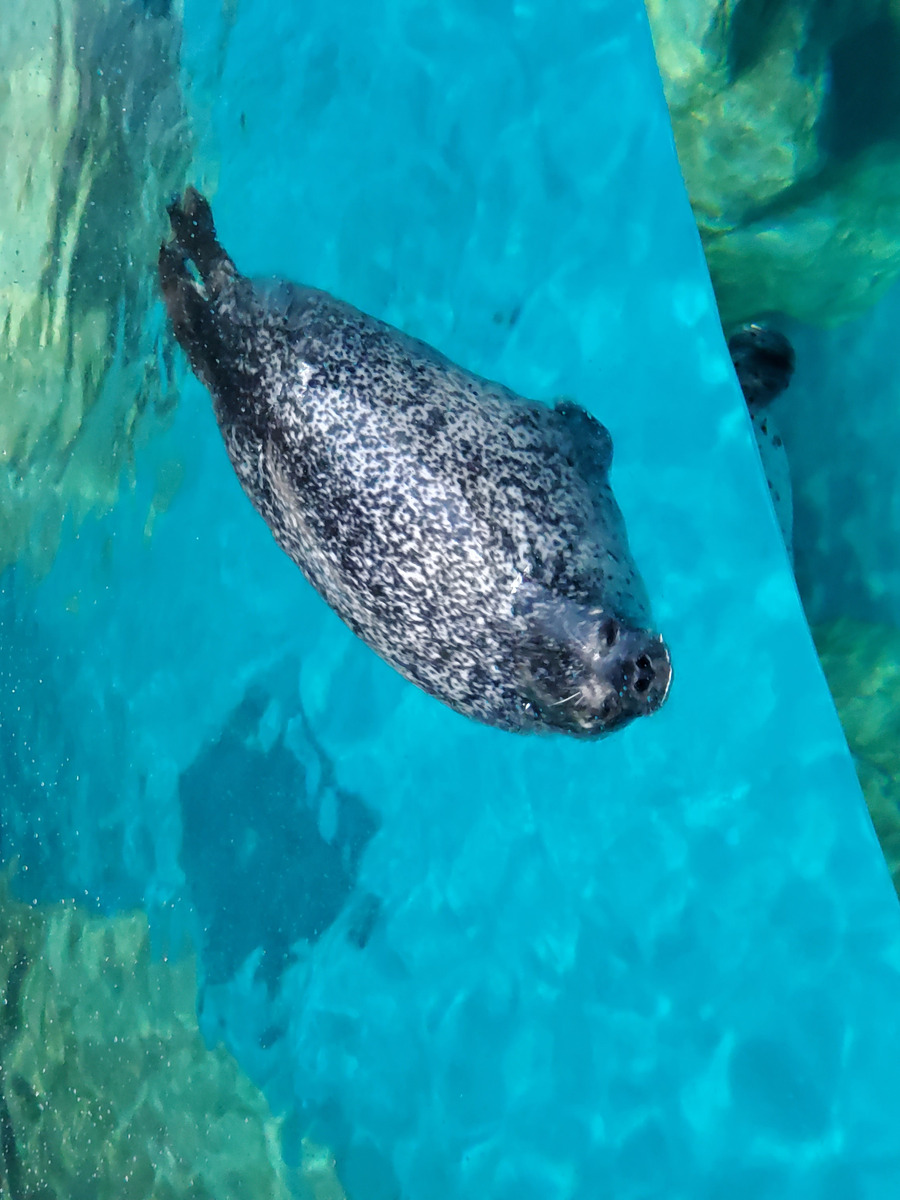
622, 632, 672, 714
520, 601, 672, 738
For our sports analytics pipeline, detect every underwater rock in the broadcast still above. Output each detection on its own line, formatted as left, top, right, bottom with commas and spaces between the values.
179, 684, 379, 992
0, 0, 192, 575
813, 618, 900, 892
0, 578, 149, 912
0, 876, 347, 1199
645, 0, 900, 327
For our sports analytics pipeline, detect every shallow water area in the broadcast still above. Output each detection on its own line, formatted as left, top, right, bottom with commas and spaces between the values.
3, 0, 900, 1196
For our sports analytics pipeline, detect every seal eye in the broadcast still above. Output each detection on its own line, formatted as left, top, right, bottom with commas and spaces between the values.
598, 618, 619, 648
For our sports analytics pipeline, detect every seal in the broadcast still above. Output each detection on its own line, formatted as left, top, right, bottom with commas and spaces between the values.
728, 323, 796, 557
159, 189, 672, 738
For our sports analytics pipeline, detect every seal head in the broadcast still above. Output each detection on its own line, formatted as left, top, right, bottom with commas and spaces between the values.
159, 189, 672, 738
728, 322, 795, 412
515, 584, 671, 737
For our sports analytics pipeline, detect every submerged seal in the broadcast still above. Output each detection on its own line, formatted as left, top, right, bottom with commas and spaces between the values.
728, 323, 796, 557
159, 189, 671, 738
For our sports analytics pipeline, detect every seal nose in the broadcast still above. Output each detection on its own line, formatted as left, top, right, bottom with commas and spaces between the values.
616, 632, 672, 715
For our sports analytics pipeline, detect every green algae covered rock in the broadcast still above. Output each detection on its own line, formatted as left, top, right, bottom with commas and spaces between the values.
0, 0, 193, 575
645, 0, 900, 327
0, 880, 344, 1200
813, 618, 900, 890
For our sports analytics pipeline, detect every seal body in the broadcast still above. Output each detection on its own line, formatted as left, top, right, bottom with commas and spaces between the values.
159, 189, 671, 737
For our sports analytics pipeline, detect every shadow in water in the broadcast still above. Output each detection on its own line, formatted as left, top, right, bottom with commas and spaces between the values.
179, 677, 379, 994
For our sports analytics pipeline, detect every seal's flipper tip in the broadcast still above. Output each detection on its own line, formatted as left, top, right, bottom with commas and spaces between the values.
163, 188, 233, 297
166, 187, 217, 256
182, 186, 215, 234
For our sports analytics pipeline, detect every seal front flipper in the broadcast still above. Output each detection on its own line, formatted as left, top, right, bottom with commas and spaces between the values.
551, 398, 614, 482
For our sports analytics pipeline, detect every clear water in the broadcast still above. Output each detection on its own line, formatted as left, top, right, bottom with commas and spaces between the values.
782, 296, 900, 631
3, 0, 900, 1196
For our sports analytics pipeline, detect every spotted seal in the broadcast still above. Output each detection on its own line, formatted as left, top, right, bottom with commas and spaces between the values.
159, 189, 671, 738
728, 323, 796, 557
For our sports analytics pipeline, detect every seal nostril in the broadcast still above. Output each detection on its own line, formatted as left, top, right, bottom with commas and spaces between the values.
636, 653, 652, 673
634, 676, 650, 694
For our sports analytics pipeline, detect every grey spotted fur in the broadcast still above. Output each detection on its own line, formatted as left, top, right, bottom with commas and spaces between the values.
159, 189, 671, 738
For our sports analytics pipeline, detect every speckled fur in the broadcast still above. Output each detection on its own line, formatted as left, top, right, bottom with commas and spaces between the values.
159, 190, 671, 736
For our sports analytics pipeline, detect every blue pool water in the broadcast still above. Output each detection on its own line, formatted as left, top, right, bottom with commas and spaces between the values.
780, 291, 900, 632
4, 0, 900, 1195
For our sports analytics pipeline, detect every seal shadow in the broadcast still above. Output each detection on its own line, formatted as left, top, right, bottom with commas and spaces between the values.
178, 667, 380, 997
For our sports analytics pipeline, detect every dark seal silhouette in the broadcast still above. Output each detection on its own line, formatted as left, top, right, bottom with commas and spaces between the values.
728, 322, 796, 555
728, 323, 795, 414
159, 189, 671, 737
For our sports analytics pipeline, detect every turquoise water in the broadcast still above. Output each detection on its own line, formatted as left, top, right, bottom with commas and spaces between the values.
4, 0, 900, 1195
781, 296, 900, 630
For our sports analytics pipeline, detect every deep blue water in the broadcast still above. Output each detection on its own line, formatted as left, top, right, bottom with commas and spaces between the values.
3, 0, 900, 1196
